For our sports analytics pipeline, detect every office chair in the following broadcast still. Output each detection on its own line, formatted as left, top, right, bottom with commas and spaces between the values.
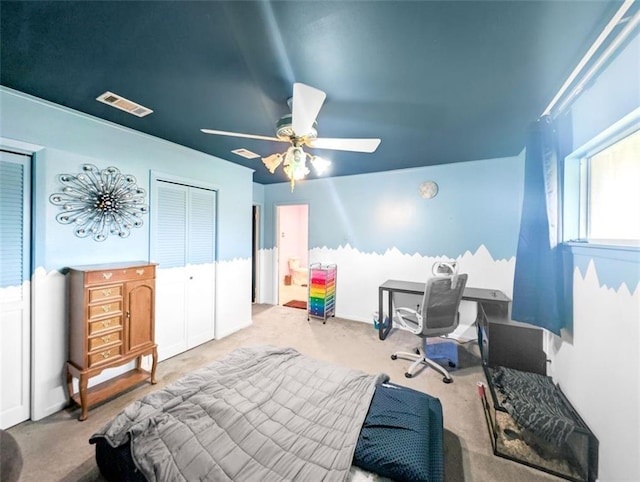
391, 263, 468, 383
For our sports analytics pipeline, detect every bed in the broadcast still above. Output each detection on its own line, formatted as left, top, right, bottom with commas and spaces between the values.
90, 345, 444, 481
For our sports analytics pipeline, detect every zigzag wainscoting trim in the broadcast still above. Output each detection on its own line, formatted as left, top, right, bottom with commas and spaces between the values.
258, 243, 515, 338
308, 244, 515, 325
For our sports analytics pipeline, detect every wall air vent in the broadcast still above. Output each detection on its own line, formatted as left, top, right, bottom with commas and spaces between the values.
96, 91, 153, 117
231, 148, 260, 159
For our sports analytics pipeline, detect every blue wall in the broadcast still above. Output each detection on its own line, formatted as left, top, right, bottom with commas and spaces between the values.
1, 87, 253, 276
571, 32, 640, 149
565, 30, 640, 292
261, 155, 524, 261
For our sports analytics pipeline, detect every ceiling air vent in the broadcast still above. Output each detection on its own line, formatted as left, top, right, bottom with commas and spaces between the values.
96, 91, 153, 117
231, 148, 260, 159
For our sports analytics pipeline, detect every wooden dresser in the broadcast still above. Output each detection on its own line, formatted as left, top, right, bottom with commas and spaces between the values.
66, 261, 158, 421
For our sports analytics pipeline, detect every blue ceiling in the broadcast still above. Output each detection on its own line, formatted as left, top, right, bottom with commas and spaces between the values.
0, 1, 621, 184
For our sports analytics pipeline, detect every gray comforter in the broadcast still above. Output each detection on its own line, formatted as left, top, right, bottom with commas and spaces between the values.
91, 345, 388, 482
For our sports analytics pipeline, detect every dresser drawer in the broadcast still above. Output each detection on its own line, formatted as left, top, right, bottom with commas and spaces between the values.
85, 265, 155, 285
88, 344, 123, 367
88, 330, 122, 351
88, 300, 123, 319
88, 315, 123, 335
88, 284, 123, 303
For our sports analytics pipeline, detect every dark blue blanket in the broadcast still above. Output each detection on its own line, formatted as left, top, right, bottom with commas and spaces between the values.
354, 382, 444, 482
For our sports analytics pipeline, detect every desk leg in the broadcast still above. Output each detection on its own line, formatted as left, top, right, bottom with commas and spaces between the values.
378, 287, 384, 340
387, 291, 393, 339
378, 287, 393, 340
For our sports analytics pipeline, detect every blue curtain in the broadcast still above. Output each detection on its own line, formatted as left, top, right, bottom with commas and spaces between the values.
512, 115, 566, 335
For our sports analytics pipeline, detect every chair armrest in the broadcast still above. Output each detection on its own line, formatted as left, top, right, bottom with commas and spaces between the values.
396, 307, 419, 317
395, 307, 423, 333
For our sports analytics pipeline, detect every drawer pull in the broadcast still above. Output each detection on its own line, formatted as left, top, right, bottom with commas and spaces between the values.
102, 272, 113, 280
101, 350, 111, 359
102, 305, 111, 313
102, 320, 111, 328
102, 289, 112, 296
136, 269, 144, 275
102, 335, 111, 343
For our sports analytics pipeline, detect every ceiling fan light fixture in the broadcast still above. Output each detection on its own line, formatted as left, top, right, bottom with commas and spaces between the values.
311, 156, 331, 175
283, 146, 305, 168
263, 146, 333, 191
202, 82, 379, 190
261, 153, 283, 173
282, 146, 309, 190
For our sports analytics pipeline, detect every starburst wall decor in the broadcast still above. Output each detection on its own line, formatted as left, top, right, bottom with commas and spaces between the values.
49, 164, 148, 242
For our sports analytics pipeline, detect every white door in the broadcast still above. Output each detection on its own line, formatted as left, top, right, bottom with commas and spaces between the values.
185, 187, 216, 348
0, 151, 31, 429
152, 179, 216, 360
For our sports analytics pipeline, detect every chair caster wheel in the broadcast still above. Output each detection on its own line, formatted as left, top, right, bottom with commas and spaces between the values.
405, 372, 413, 378
448, 361, 456, 368
443, 377, 453, 384
390, 354, 397, 360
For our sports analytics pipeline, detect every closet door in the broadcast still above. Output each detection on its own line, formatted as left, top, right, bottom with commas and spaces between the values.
154, 183, 188, 359
0, 151, 31, 429
185, 188, 216, 348
152, 180, 216, 360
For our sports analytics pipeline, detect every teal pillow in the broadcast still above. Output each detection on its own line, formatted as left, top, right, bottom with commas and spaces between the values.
354, 383, 443, 481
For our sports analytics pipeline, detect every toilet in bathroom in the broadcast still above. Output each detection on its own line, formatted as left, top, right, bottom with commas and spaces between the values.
288, 257, 309, 286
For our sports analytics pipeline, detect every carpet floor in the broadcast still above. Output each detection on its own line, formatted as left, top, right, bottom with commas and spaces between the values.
6, 304, 562, 481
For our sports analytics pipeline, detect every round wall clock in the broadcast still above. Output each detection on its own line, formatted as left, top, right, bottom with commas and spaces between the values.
419, 181, 439, 199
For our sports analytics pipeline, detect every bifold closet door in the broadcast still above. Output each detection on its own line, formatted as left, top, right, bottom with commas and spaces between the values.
185, 188, 216, 348
153, 181, 216, 360
0, 151, 31, 429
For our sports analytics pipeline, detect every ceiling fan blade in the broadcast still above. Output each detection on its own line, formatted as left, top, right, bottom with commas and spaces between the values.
200, 129, 282, 143
292, 83, 326, 137
307, 137, 381, 153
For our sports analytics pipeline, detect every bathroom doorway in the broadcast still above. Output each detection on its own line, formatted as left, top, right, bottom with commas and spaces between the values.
276, 204, 309, 306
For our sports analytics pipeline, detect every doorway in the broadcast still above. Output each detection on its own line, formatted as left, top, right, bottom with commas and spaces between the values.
276, 204, 309, 306
252, 205, 259, 303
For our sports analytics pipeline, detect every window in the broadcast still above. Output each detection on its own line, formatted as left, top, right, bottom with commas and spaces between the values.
583, 128, 640, 244
564, 107, 640, 248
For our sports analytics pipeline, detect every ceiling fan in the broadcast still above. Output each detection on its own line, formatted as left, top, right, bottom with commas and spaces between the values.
201, 83, 381, 190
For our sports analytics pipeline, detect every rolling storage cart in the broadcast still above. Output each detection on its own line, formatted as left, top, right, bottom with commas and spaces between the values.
308, 263, 337, 323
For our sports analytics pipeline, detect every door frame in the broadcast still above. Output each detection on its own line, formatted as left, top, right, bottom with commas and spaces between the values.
252, 204, 261, 303
0, 139, 40, 427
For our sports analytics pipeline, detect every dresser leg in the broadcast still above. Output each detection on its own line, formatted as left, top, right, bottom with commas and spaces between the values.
65, 363, 74, 407
150, 347, 158, 384
78, 374, 89, 421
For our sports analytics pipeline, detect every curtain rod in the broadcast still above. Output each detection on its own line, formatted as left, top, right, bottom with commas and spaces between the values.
542, 0, 637, 117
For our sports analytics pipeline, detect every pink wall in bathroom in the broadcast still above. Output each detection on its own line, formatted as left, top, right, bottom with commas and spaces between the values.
277, 204, 308, 281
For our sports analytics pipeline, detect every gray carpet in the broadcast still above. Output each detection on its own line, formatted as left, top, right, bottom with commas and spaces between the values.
6, 304, 562, 481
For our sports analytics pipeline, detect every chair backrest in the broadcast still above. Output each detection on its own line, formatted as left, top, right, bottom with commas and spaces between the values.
419, 273, 468, 337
